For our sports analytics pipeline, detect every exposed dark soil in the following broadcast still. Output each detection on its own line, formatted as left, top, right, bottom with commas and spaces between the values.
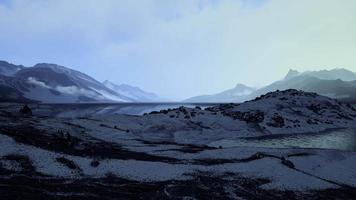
0, 170, 355, 200
0, 125, 179, 163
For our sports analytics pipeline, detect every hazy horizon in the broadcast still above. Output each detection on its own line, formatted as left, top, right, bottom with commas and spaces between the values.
1, 0, 356, 100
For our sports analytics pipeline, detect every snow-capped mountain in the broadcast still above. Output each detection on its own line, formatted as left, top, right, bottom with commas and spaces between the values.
103, 80, 161, 102
184, 83, 256, 102
0, 61, 135, 103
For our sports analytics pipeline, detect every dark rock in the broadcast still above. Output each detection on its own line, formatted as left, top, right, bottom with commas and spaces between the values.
307, 119, 318, 125
223, 110, 265, 123
90, 160, 100, 167
267, 115, 285, 128
307, 104, 322, 114
178, 106, 189, 115
253, 152, 265, 159
65, 131, 71, 141
56, 157, 80, 170
325, 120, 333, 124
160, 110, 168, 114
57, 130, 78, 148
281, 158, 295, 169
242, 111, 264, 123
19, 105, 32, 115
2, 154, 36, 174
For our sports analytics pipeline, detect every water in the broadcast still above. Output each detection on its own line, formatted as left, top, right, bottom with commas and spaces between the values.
211, 129, 356, 151
30, 103, 218, 118
15, 103, 356, 151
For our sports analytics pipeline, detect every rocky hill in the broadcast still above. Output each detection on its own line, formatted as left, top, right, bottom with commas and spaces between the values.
211, 89, 356, 134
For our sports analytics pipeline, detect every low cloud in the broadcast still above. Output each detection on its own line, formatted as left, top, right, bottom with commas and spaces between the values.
27, 77, 50, 89
27, 77, 103, 99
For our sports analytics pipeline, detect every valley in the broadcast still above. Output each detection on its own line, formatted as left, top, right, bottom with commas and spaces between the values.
1, 90, 356, 199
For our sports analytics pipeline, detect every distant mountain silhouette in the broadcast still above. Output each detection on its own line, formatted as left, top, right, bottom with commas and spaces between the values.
184, 83, 256, 102
184, 68, 356, 103
284, 69, 300, 80
103, 80, 162, 102
2, 60, 356, 103
284, 68, 356, 81
246, 68, 356, 103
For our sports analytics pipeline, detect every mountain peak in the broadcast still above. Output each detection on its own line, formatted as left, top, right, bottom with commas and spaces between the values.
103, 80, 112, 85
284, 69, 300, 80
234, 83, 249, 88
0, 60, 25, 76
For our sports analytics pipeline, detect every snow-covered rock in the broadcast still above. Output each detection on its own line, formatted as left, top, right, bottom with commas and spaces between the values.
207, 89, 356, 135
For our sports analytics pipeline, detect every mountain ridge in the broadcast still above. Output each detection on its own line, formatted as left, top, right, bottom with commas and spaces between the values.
2, 59, 356, 103
184, 83, 256, 103
184, 68, 356, 103
0, 60, 154, 103
245, 68, 356, 103
103, 80, 162, 102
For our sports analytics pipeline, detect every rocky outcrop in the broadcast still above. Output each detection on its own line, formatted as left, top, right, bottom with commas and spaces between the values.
19, 105, 32, 115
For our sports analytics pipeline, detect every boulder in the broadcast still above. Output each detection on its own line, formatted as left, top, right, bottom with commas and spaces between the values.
19, 105, 32, 115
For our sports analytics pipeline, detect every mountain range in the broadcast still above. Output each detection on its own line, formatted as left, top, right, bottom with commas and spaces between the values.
103, 80, 163, 102
0, 60, 160, 103
185, 68, 356, 103
2, 59, 356, 103
184, 84, 256, 102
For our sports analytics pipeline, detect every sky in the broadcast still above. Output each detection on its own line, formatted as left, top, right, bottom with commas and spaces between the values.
0, 0, 356, 100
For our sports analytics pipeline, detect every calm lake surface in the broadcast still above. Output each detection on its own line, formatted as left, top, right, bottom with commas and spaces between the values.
31, 103, 218, 118
211, 129, 356, 151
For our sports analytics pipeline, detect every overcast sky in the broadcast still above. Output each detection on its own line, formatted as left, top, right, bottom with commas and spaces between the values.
1, 0, 356, 100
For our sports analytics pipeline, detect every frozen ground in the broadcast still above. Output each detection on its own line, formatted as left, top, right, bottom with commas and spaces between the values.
0, 90, 356, 199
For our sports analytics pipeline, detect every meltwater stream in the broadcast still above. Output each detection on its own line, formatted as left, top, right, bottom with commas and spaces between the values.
210, 129, 356, 151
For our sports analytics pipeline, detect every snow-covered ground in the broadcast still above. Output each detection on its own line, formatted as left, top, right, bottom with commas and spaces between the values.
0, 89, 356, 199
